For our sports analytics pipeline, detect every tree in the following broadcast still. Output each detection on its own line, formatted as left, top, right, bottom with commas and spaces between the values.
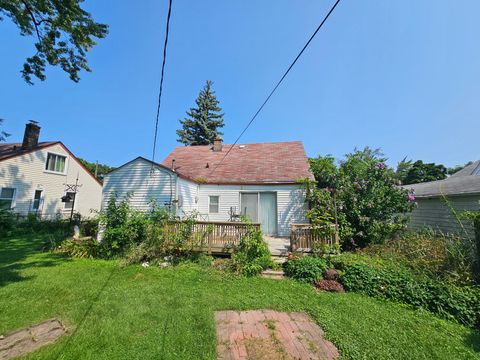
1, 0, 108, 84
0, 119, 9, 142
78, 158, 115, 181
176, 80, 225, 146
448, 161, 473, 176
306, 148, 415, 249
397, 160, 447, 185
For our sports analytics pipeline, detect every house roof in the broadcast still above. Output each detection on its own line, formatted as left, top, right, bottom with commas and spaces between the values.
403, 160, 480, 198
0, 141, 102, 186
162, 141, 314, 185
0, 141, 58, 162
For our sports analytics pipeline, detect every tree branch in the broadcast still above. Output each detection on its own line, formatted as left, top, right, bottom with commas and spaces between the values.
20, 0, 42, 43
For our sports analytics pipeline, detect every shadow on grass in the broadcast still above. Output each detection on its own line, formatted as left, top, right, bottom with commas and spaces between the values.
0, 231, 71, 287
465, 331, 480, 352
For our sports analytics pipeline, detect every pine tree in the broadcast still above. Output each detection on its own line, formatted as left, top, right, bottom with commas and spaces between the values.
176, 80, 225, 145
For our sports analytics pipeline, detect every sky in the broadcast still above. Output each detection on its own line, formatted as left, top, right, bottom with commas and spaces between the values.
1, 0, 479, 169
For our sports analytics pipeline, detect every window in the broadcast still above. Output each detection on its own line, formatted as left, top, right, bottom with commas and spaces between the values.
0, 188, 15, 210
32, 190, 43, 210
45, 153, 66, 173
209, 195, 219, 213
64, 192, 76, 210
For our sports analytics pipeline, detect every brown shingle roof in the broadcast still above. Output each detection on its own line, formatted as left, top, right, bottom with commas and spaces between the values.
0, 142, 59, 161
162, 141, 314, 184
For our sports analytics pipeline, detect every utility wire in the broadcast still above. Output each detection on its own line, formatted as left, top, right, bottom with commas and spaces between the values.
151, 0, 173, 168
210, 0, 341, 175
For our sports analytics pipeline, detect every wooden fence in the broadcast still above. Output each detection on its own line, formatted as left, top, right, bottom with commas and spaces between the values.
290, 224, 339, 253
164, 221, 260, 254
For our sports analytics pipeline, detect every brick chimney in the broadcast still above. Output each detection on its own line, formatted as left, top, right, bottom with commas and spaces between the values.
22, 121, 40, 149
213, 137, 223, 152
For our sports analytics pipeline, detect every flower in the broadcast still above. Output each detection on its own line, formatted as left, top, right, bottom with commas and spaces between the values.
406, 193, 416, 202
376, 162, 386, 170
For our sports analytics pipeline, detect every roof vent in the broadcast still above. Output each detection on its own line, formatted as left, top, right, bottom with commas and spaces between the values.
213, 137, 223, 152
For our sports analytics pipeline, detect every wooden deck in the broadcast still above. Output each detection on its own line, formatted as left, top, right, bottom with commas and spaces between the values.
290, 223, 339, 253
165, 221, 260, 254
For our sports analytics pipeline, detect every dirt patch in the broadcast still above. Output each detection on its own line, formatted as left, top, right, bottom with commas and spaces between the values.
0, 319, 66, 360
215, 310, 339, 360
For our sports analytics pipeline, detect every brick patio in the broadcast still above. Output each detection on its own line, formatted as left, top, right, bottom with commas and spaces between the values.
215, 310, 339, 359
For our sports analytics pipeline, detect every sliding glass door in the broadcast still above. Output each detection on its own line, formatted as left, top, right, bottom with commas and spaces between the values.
240, 192, 277, 235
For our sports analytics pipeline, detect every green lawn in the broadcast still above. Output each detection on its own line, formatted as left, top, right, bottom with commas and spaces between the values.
1, 233, 479, 359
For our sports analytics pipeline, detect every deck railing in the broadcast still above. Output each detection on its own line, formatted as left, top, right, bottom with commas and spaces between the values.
290, 223, 339, 252
164, 221, 260, 254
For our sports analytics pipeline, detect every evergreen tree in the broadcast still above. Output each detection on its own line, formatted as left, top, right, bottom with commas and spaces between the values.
176, 80, 225, 145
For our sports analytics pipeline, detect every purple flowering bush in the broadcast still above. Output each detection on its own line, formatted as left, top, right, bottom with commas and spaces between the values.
306, 148, 415, 249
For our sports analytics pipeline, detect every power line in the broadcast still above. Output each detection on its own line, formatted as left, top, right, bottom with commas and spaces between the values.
211, 0, 341, 175
151, 0, 173, 168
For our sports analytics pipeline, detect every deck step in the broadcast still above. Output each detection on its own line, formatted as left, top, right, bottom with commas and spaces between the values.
261, 270, 285, 279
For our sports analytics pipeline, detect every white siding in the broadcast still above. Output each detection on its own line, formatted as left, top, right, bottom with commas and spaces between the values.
102, 158, 176, 211
197, 184, 308, 236
0, 143, 102, 218
408, 195, 479, 238
176, 178, 198, 217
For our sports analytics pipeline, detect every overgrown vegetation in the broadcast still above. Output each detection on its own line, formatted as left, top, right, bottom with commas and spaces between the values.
361, 229, 478, 285
337, 259, 480, 329
2, 232, 479, 360
284, 228, 480, 329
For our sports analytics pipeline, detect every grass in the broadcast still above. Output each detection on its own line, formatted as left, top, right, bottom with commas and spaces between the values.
1, 233, 479, 359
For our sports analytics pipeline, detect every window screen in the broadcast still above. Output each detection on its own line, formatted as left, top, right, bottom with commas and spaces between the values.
46, 153, 66, 173
33, 190, 43, 210
209, 196, 219, 213
0, 188, 15, 210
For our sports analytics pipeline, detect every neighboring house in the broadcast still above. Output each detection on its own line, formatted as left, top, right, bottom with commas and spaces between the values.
404, 160, 480, 238
0, 121, 103, 218
102, 139, 313, 236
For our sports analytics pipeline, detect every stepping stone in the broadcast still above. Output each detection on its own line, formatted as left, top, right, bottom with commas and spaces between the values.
215, 310, 339, 359
0, 319, 66, 360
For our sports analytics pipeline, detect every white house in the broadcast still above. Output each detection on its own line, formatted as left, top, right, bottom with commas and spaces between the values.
0, 121, 103, 219
404, 160, 480, 239
102, 139, 314, 237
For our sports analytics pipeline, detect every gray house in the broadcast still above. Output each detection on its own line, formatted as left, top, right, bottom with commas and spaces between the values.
404, 160, 480, 238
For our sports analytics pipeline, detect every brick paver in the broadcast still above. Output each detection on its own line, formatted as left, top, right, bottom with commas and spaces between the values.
215, 310, 339, 359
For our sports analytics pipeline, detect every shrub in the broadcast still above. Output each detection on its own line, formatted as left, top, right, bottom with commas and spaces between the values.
231, 225, 274, 276
56, 238, 102, 259
283, 256, 329, 283
340, 263, 480, 328
0, 209, 16, 237
306, 148, 415, 249
315, 279, 344, 292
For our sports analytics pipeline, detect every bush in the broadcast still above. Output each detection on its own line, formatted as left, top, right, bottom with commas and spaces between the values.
306, 148, 415, 249
283, 256, 329, 283
0, 209, 16, 237
340, 263, 480, 328
55, 237, 102, 259
231, 225, 274, 276
315, 279, 344, 292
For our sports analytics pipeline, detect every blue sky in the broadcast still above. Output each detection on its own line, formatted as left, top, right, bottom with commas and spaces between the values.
1, 0, 479, 168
